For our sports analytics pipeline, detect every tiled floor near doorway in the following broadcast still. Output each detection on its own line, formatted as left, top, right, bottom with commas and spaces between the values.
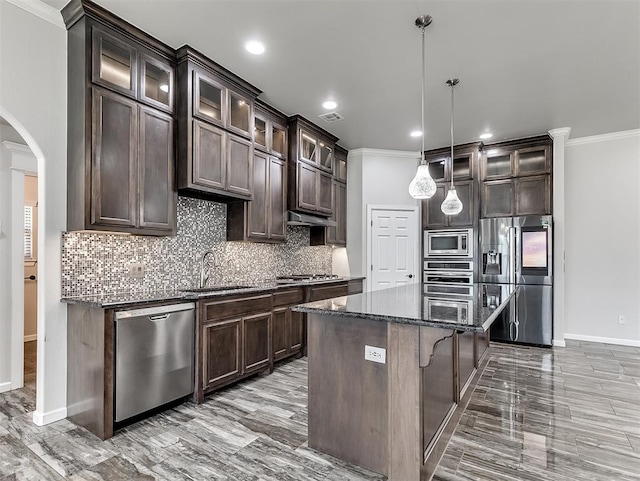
1, 340, 639, 480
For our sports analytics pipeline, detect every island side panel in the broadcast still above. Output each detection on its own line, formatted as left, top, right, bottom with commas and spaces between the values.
387, 322, 421, 481
307, 314, 389, 476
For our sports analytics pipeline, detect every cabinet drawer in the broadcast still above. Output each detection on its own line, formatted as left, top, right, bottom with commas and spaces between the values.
308, 283, 348, 302
202, 294, 272, 321
273, 288, 304, 307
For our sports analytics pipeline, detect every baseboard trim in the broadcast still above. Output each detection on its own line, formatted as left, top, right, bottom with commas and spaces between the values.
32, 407, 67, 426
24, 334, 37, 342
552, 339, 566, 347
0, 381, 12, 394
564, 333, 640, 348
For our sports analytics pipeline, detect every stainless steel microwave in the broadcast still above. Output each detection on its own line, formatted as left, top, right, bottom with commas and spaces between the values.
424, 228, 473, 258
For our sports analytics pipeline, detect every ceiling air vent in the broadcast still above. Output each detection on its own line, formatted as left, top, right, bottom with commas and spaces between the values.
319, 111, 344, 123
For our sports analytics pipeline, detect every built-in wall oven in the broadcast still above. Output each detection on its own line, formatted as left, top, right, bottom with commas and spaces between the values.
423, 229, 475, 297
424, 228, 473, 258
423, 268, 474, 296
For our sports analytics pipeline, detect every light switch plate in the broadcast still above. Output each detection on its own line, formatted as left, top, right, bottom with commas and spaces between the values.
364, 345, 386, 364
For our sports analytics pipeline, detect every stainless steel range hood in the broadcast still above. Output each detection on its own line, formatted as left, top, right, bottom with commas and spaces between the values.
287, 211, 337, 227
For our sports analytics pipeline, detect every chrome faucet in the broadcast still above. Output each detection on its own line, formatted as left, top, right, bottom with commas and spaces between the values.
199, 250, 220, 288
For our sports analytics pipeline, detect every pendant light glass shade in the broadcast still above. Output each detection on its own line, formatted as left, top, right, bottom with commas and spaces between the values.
409, 162, 437, 199
442, 78, 463, 215
409, 15, 436, 200
441, 187, 463, 215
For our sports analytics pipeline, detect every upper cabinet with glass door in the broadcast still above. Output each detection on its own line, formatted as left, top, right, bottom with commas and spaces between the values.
289, 115, 338, 174
254, 100, 288, 158
481, 136, 551, 181
423, 141, 482, 183
91, 26, 175, 114
189, 51, 259, 140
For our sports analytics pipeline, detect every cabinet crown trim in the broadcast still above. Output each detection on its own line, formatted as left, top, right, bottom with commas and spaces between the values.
177, 45, 262, 98
287, 114, 339, 143
62, 0, 176, 59
255, 99, 288, 121
483, 134, 552, 150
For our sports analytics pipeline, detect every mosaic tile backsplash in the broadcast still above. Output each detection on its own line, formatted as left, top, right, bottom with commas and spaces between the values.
61, 197, 332, 297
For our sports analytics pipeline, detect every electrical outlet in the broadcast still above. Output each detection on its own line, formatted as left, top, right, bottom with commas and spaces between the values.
618, 315, 626, 325
364, 345, 386, 364
129, 263, 145, 278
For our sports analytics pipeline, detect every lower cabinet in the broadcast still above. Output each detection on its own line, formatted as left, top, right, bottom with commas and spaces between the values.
271, 287, 305, 362
197, 280, 365, 401
199, 293, 272, 399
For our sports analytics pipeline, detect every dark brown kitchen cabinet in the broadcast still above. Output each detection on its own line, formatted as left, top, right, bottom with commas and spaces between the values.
203, 318, 242, 389
311, 143, 348, 246
481, 138, 551, 181
176, 46, 261, 202
310, 179, 347, 247
227, 153, 286, 243
424, 142, 482, 183
254, 100, 288, 159
288, 115, 339, 217
480, 135, 552, 217
243, 312, 271, 374
64, 2, 177, 235
87, 88, 175, 234
91, 25, 174, 114
90, 88, 137, 229
290, 161, 334, 216
422, 181, 474, 229
482, 179, 514, 217
334, 145, 348, 182
515, 175, 551, 215
272, 287, 305, 362
197, 293, 272, 400
138, 105, 175, 231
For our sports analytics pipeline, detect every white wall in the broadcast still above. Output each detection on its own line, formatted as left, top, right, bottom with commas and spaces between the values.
339, 148, 421, 278
564, 130, 640, 345
0, 0, 68, 422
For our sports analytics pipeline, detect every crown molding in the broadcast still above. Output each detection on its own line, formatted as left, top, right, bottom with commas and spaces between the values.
566, 129, 640, 146
548, 127, 571, 139
5, 0, 64, 28
349, 148, 420, 160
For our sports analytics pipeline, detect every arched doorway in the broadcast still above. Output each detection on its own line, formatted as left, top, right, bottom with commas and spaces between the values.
0, 108, 46, 416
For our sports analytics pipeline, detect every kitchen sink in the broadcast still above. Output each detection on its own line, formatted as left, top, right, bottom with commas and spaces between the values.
179, 285, 251, 293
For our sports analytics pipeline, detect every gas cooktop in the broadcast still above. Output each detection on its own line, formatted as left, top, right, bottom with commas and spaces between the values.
275, 274, 343, 284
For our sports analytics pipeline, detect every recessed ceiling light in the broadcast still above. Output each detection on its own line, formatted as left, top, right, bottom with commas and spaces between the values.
244, 40, 265, 55
480, 132, 493, 140
322, 100, 338, 110
410, 130, 423, 138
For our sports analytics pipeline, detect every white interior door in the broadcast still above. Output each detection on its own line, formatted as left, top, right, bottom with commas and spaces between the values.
369, 207, 419, 291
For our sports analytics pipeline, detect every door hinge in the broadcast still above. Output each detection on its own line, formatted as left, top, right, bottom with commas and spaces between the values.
370, 264, 373, 271
371, 220, 373, 226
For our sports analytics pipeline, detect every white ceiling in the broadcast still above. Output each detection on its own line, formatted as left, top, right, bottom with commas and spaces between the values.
45, 0, 640, 151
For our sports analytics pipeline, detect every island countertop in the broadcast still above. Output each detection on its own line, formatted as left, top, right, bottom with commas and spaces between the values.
293, 282, 516, 333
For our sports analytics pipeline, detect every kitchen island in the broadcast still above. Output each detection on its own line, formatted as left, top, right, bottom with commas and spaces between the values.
293, 283, 515, 481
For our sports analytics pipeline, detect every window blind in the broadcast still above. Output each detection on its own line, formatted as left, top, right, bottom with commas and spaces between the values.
24, 205, 33, 259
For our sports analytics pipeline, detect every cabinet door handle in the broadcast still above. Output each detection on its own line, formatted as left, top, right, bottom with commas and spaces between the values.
406, 274, 414, 279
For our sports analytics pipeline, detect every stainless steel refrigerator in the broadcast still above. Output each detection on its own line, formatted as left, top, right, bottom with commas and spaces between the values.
479, 215, 553, 347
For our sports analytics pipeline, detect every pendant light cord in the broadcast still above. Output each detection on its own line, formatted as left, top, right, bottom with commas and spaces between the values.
420, 26, 426, 165
450, 80, 454, 188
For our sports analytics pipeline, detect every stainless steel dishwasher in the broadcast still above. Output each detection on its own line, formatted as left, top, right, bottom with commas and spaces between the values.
114, 302, 195, 422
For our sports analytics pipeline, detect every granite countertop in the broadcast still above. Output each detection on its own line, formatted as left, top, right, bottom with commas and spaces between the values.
293, 283, 516, 333
60, 277, 365, 309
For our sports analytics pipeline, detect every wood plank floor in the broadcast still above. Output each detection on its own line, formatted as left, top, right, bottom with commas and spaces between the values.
1, 340, 639, 480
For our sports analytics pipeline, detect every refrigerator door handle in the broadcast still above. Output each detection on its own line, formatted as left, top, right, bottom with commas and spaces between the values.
509, 226, 517, 285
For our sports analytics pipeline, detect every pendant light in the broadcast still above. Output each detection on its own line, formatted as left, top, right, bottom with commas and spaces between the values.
408, 15, 437, 200
441, 78, 463, 215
